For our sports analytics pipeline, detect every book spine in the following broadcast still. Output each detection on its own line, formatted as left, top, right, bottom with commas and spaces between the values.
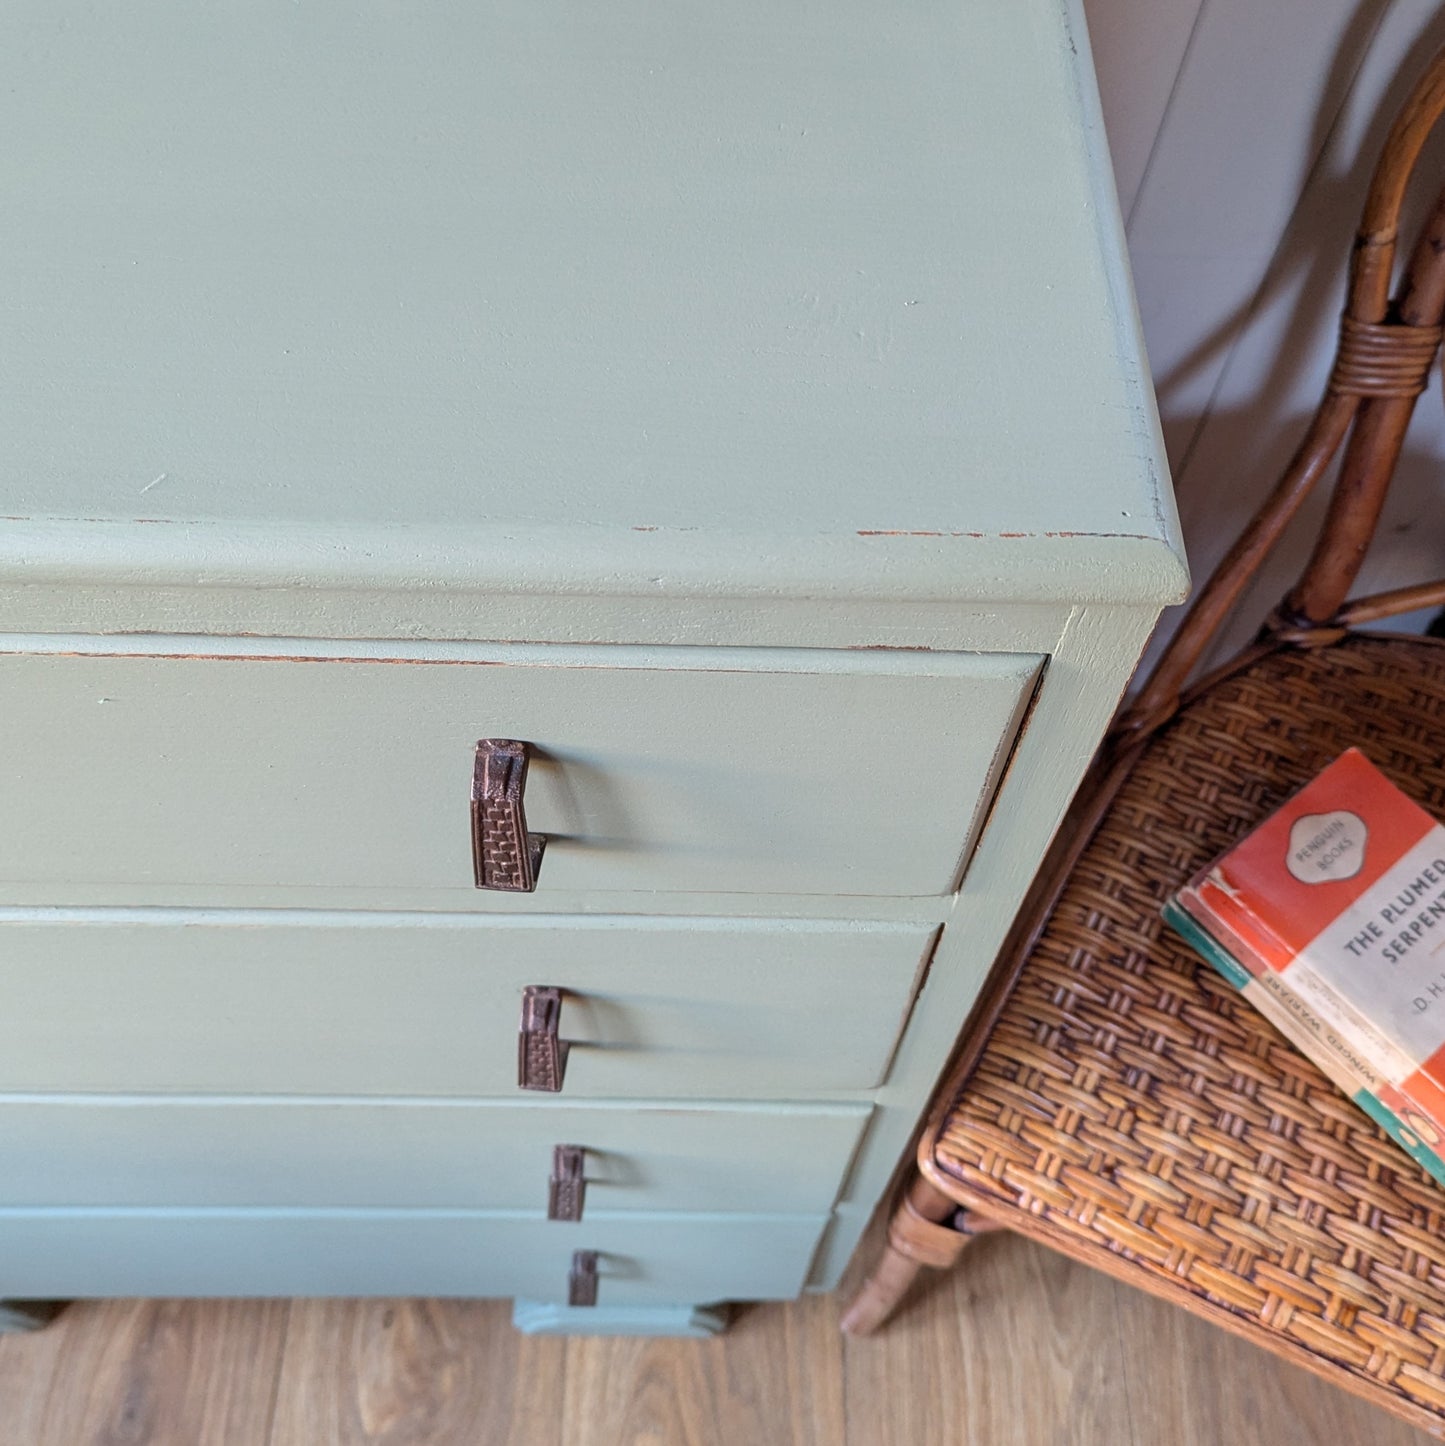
1178, 878, 1297, 967
1249, 971, 1382, 1097
1280, 960, 1417, 1081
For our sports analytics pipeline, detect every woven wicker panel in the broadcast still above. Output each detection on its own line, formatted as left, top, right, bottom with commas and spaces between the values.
930, 633, 1445, 1431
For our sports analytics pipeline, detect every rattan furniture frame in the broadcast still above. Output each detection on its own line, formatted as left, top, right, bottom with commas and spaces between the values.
843, 48, 1445, 1439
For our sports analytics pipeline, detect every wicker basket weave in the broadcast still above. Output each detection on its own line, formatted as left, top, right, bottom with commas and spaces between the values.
843, 47, 1445, 1440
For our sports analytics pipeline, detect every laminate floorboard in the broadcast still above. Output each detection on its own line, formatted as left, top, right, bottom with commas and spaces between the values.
561, 1291, 845, 1446
11, 1298, 290, 1446
1109, 1275, 1429, 1446
269, 1299, 564, 1446
0, 1302, 69, 1443
0, 1236, 1435, 1445
840, 1231, 1131, 1446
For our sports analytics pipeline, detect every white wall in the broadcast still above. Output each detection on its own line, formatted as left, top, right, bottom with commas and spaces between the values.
1085, 0, 1445, 671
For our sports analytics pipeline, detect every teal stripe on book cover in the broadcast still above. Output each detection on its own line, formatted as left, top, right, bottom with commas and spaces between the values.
1355, 1092, 1445, 1187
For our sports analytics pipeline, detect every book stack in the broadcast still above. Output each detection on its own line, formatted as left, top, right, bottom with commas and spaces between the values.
1165, 747, 1445, 1187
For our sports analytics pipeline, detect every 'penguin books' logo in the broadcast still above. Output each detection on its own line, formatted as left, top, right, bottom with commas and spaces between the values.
1286, 810, 1367, 884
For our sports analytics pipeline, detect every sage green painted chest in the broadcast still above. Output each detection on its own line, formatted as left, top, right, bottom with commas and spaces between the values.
0, 0, 1186, 1332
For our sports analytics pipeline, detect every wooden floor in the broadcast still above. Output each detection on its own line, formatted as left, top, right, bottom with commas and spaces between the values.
0, 1232, 1433, 1445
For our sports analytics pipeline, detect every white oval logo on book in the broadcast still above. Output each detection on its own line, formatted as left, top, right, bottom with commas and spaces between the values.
1286, 810, 1367, 883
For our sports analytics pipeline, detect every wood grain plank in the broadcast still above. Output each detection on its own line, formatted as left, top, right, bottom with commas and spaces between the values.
18, 1299, 289, 1446
842, 1232, 1135, 1446
0, 1255, 1434, 1445
268, 1299, 564, 1446
1110, 1271, 1435, 1446
560, 1293, 845, 1446
0, 1305, 70, 1443
842, 1232, 1438, 1446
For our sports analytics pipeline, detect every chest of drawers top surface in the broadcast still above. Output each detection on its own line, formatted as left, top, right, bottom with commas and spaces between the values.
1, 0, 1183, 627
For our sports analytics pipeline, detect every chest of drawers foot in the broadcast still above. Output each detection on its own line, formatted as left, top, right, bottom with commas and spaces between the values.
511, 1301, 730, 1337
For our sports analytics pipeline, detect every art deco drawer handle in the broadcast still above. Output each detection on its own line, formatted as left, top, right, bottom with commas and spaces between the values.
568, 1250, 599, 1308
548, 1144, 587, 1222
472, 739, 546, 892
518, 985, 569, 1092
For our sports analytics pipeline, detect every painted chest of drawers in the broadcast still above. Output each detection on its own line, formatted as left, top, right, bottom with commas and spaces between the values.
0, 1, 1186, 1333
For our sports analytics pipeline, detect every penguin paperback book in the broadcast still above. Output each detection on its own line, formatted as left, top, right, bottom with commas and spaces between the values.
1165, 747, 1445, 1186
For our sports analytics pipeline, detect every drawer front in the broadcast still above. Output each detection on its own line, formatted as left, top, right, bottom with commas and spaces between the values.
0, 914, 932, 1097
0, 641, 1039, 900
0, 1209, 826, 1304
0, 1098, 868, 1214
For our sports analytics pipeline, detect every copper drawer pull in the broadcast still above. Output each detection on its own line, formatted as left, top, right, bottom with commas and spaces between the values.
518, 986, 569, 1092
472, 739, 546, 891
548, 1144, 587, 1222
568, 1250, 599, 1307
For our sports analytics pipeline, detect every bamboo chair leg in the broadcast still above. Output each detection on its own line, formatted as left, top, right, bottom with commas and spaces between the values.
841, 1170, 1007, 1335
840, 1239, 927, 1337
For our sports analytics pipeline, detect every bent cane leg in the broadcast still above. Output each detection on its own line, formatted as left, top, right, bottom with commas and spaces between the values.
841, 1171, 1005, 1335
